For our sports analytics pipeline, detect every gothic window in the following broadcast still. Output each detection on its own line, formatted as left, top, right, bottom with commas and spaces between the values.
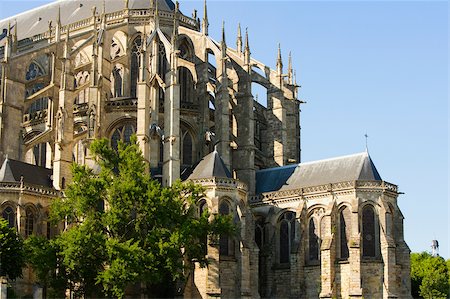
130, 36, 142, 98
255, 217, 265, 250
33, 143, 47, 167
279, 211, 295, 264
309, 217, 319, 261
180, 67, 194, 104
219, 200, 233, 256
198, 199, 208, 255
25, 207, 34, 237
74, 71, 90, 104
158, 41, 167, 78
25, 62, 45, 81
111, 37, 124, 60
339, 206, 351, 260
2, 206, 15, 228
111, 65, 124, 98
181, 128, 193, 166
386, 204, 395, 238
25, 97, 48, 123
362, 205, 378, 258
111, 122, 136, 150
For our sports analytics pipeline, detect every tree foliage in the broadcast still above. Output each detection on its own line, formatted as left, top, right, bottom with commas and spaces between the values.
0, 218, 25, 280
45, 136, 233, 298
410, 252, 449, 299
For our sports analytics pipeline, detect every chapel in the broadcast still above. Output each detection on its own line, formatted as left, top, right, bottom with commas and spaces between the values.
0, 0, 411, 297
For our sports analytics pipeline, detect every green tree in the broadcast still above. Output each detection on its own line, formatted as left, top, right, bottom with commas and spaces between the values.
410, 252, 449, 299
49, 136, 233, 298
0, 218, 25, 280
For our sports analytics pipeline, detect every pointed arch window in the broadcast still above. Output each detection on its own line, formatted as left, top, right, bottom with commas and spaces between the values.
219, 200, 233, 256
25, 207, 34, 237
181, 128, 193, 166
74, 71, 90, 104
362, 205, 378, 258
255, 217, 265, 250
339, 206, 351, 259
279, 211, 295, 264
25, 62, 45, 81
2, 206, 15, 228
180, 66, 194, 104
111, 122, 136, 150
131, 36, 142, 98
309, 217, 319, 261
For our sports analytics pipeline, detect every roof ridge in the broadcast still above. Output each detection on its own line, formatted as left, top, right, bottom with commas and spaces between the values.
299, 152, 367, 166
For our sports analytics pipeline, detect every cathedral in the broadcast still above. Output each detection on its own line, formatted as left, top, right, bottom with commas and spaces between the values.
0, 0, 412, 298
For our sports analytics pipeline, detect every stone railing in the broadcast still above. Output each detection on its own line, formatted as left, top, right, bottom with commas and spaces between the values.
106, 97, 138, 110
250, 180, 399, 205
22, 109, 48, 126
190, 177, 247, 192
73, 102, 89, 116
0, 182, 60, 197
9, 7, 199, 53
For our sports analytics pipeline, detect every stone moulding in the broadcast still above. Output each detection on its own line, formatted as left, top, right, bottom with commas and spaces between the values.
190, 177, 248, 192
249, 180, 398, 207
0, 182, 61, 197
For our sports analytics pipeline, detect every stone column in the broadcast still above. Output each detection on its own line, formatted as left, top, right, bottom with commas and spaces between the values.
320, 213, 336, 298
349, 201, 363, 298
0, 277, 7, 299
136, 38, 150, 166
149, 39, 160, 169
380, 198, 398, 298
162, 56, 180, 186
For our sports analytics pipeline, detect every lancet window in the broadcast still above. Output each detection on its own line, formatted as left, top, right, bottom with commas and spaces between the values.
74, 71, 90, 104
2, 206, 15, 228
181, 128, 193, 166
33, 143, 47, 167
339, 206, 351, 259
111, 122, 136, 150
25, 207, 34, 237
279, 211, 295, 264
130, 36, 142, 98
219, 200, 233, 256
362, 205, 379, 258
308, 217, 320, 261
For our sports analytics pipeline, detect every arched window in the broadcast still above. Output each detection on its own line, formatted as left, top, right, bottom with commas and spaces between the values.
255, 217, 265, 250
74, 71, 90, 104
179, 67, 194, 104
33, 142, 47, 167
2, 206, 15, 228
219, 200, 233, 256
339, 206, 351, 259
158, 41, 167, 78
362, 205, 378, 257
111, 65, 123, 98
279, 211, 295, 264
25, 62, 45, 81
25, 207, 34, 237
130, 36, 142, 98
111, 122, 136, 150
181, 128, 193, 166
309, 217, 319, 261
198, 199, 208, 255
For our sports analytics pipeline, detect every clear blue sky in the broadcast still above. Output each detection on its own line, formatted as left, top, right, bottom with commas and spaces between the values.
1, 0, 448, 257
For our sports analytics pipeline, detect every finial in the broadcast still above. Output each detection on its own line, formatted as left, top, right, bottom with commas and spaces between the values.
288, 51, 293, 84
236, 23, 242, 54
276, 43, 283, 74
175, 1, 179, 13
149, 0, 154, 9
92, 6, 97, 17
244, 27, 250, 52
154, 0, 159, 28
124, 0, 129, 9
221, 21, 226, 46
202, 0, 208, 35
171, 11, 178, 46
102, 0, 106, 15
57, 5, 61, 26
364, 133, 369, 152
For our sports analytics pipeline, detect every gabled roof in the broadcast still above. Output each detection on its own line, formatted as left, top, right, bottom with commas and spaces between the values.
0, 0, 176, 44
188, 150, 232, 180
0, 158, 53, 188
255, 152, 382, 194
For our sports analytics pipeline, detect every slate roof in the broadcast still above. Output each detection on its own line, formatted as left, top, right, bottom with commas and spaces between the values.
0, 158, 53, 188
0, 0, 175, 45
255, 152, 382, 194
188, 150, 232, 180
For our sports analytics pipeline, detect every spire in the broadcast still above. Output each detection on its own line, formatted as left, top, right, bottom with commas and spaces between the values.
202, 0, 208, 35
288, 51, 293, 84
149, 0, 154, 9
236, 23, 242, 54
154, 0, 159, 28
124, 0, 129, 9
276, 43, 283, 75
102, 0, 106, 15
244, 27, 250, 65
57, 5, 61, 27
221, 21, 226, 48
171, 9, 178, 47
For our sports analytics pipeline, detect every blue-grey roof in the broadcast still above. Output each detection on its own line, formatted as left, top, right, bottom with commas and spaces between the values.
255, 152, 382, 194
0, 158, 53, 187
0, 0, 176, 45
188, 150, 232, 180
255, 164, 297, 194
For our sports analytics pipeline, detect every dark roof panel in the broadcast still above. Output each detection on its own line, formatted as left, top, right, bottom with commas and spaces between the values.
255, 164, 297, 194
0, 158, 53, 188
188, 151, 232, 180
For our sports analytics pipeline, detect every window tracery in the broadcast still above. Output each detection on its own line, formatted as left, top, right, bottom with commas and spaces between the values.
308, 217, 319, 261
279, 211, 295, 264
362, 205, 378, 258
111, 122, 136, 150
25, 62, 45, 81
74, 71, 90, 104
130, 36, 142, 98
111, 37, 124, 60
2, 206, 15, 228
339, 206, 351, 259
25, 207, 34, 237
181, 128, 193, 166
